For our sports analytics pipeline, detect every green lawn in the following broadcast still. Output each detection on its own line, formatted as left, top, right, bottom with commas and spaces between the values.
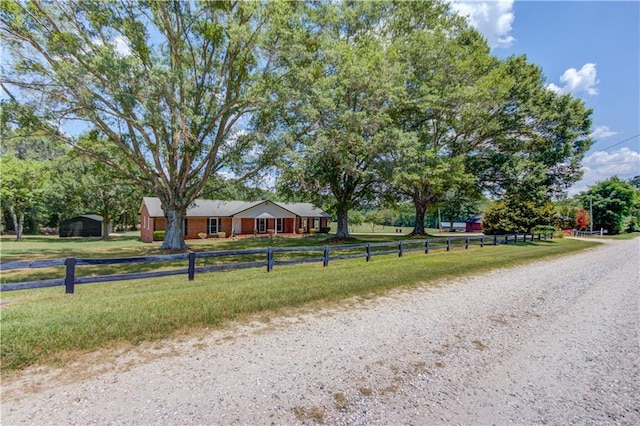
1, 236, 599, 375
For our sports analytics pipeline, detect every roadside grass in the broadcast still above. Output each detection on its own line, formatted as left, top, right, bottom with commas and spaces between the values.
0, 238, 598, 375
604, 231, 640, 240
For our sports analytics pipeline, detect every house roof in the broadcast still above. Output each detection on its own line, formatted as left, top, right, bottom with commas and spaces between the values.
141, 197, 330, 218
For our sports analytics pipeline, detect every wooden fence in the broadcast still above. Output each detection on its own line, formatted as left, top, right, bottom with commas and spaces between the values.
0, 233, 553, 294
573, 229, 604, 237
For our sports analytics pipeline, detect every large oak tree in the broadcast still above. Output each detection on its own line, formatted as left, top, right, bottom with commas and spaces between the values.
1, 0, 300, 249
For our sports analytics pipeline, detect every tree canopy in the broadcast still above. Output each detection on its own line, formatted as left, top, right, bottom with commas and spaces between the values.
1, 0, 301, 249
579, 177, 640, 234
1, 0, 597, 243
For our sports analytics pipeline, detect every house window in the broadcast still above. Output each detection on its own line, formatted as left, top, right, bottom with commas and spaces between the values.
257, 218, 267, 233
184, 219, 188, 235
207, 218, 220, 234
276, 218, 284, 232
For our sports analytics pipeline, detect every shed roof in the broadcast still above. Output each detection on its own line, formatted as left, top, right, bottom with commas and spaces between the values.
61, 214, 103, 222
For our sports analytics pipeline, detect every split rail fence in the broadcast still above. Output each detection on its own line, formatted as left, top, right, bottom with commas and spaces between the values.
1, 232, 553, 294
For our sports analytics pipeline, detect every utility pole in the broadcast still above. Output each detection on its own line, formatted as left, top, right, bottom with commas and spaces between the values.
589, 194, 593, 233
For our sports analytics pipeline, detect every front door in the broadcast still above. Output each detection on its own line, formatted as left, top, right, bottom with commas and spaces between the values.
257, 218, 267, 233
232, 217, 241, 235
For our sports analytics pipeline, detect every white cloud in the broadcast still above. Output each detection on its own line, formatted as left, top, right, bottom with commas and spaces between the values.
92, 35, 131, 57
589, 126, 618, 140
448, 0, 515, 49
568, 147, 640, 195
113, 36, 132, 57
546, 63, 599, 96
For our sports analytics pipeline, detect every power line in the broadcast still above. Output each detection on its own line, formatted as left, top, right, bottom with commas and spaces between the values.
598, 133, 640, 152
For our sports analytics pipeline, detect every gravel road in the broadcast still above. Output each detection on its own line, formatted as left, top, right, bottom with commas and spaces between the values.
2, 238, 639, 425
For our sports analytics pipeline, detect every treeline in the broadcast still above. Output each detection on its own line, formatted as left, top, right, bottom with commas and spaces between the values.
0, 1, 617, 246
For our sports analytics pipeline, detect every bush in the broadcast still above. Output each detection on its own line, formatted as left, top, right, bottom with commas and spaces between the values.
532, 225, 555, 233
483, 198, 556, 235
153, 231, 165, 241
319, 226, 331, 233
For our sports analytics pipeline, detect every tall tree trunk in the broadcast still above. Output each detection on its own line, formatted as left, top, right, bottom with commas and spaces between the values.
101, 217, 111, 239
8, 205, 23, 241
411, 197, 427, 236
161, 206, 188, 250
334, 206, 352, 239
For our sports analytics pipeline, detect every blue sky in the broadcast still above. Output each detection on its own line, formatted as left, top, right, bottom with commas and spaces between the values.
450, 0, 640, 195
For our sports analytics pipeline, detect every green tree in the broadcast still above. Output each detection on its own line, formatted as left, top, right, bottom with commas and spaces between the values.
276, 2, 402, 239
364, 210, 385, 233
554, 197, 580, 230
437, 185, 483, 231
45, 134, 144, 238
1, 1, 302, 249
579, 177, 640, 234
473, 56, 593, 200
482, 196, 557, 235
387, 5, 500, 235
348, 210, 365, 233
0, 155, 48, 240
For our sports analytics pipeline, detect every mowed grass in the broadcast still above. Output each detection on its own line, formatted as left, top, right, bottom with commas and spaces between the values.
0, 237, 599, 375
0, 232, 434, 284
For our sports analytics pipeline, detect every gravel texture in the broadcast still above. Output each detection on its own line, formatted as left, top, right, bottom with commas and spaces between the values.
2, 237, 639, 425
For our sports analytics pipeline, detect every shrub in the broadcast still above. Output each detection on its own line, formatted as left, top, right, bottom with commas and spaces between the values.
319, 226, 331, 233
153, 231, 165, 241
483, 198, 556, 235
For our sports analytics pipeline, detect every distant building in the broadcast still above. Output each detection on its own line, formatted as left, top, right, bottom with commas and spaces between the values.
465, 216, 483, 232
440, 222, 467, 232
59, 215, 103, 238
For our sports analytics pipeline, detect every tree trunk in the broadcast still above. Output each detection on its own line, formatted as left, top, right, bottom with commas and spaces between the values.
334, 207, 352, 239
101, 219, 111, 239
411, 198, 427, 235
160, 206, 188, 250
8, 205, 23, 241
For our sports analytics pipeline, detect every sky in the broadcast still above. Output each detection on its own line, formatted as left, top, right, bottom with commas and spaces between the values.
449, 0, 640, 195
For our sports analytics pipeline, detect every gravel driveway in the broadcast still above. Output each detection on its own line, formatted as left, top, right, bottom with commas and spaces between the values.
2, 238, 639, 425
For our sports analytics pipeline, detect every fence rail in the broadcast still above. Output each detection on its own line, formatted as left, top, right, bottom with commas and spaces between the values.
0, 233, 553, 293
573, 229, 604, 237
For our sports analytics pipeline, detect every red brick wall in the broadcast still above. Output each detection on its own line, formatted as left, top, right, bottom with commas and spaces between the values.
139, 205, 154, 243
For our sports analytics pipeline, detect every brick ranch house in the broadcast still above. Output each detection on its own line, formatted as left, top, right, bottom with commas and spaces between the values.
139, 197, 331, 242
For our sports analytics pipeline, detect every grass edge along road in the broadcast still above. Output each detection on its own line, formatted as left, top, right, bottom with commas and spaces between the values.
1, 238, 598, 376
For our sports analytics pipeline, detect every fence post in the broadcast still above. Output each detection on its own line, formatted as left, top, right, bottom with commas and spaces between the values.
504, 235, 508, 244
267, 248, 273, 272
494, 234, 497, 245
550, 231, 554, 240
480, 236, 484, 248
65, 258, 76, 294
446, 237, 450, 251
188, 252, 196, 281
366, 243, 371, 262
425, 239, 430, 254
323, 246, 329, 267
465, 236, 469, 249
398, 241, 403, 257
